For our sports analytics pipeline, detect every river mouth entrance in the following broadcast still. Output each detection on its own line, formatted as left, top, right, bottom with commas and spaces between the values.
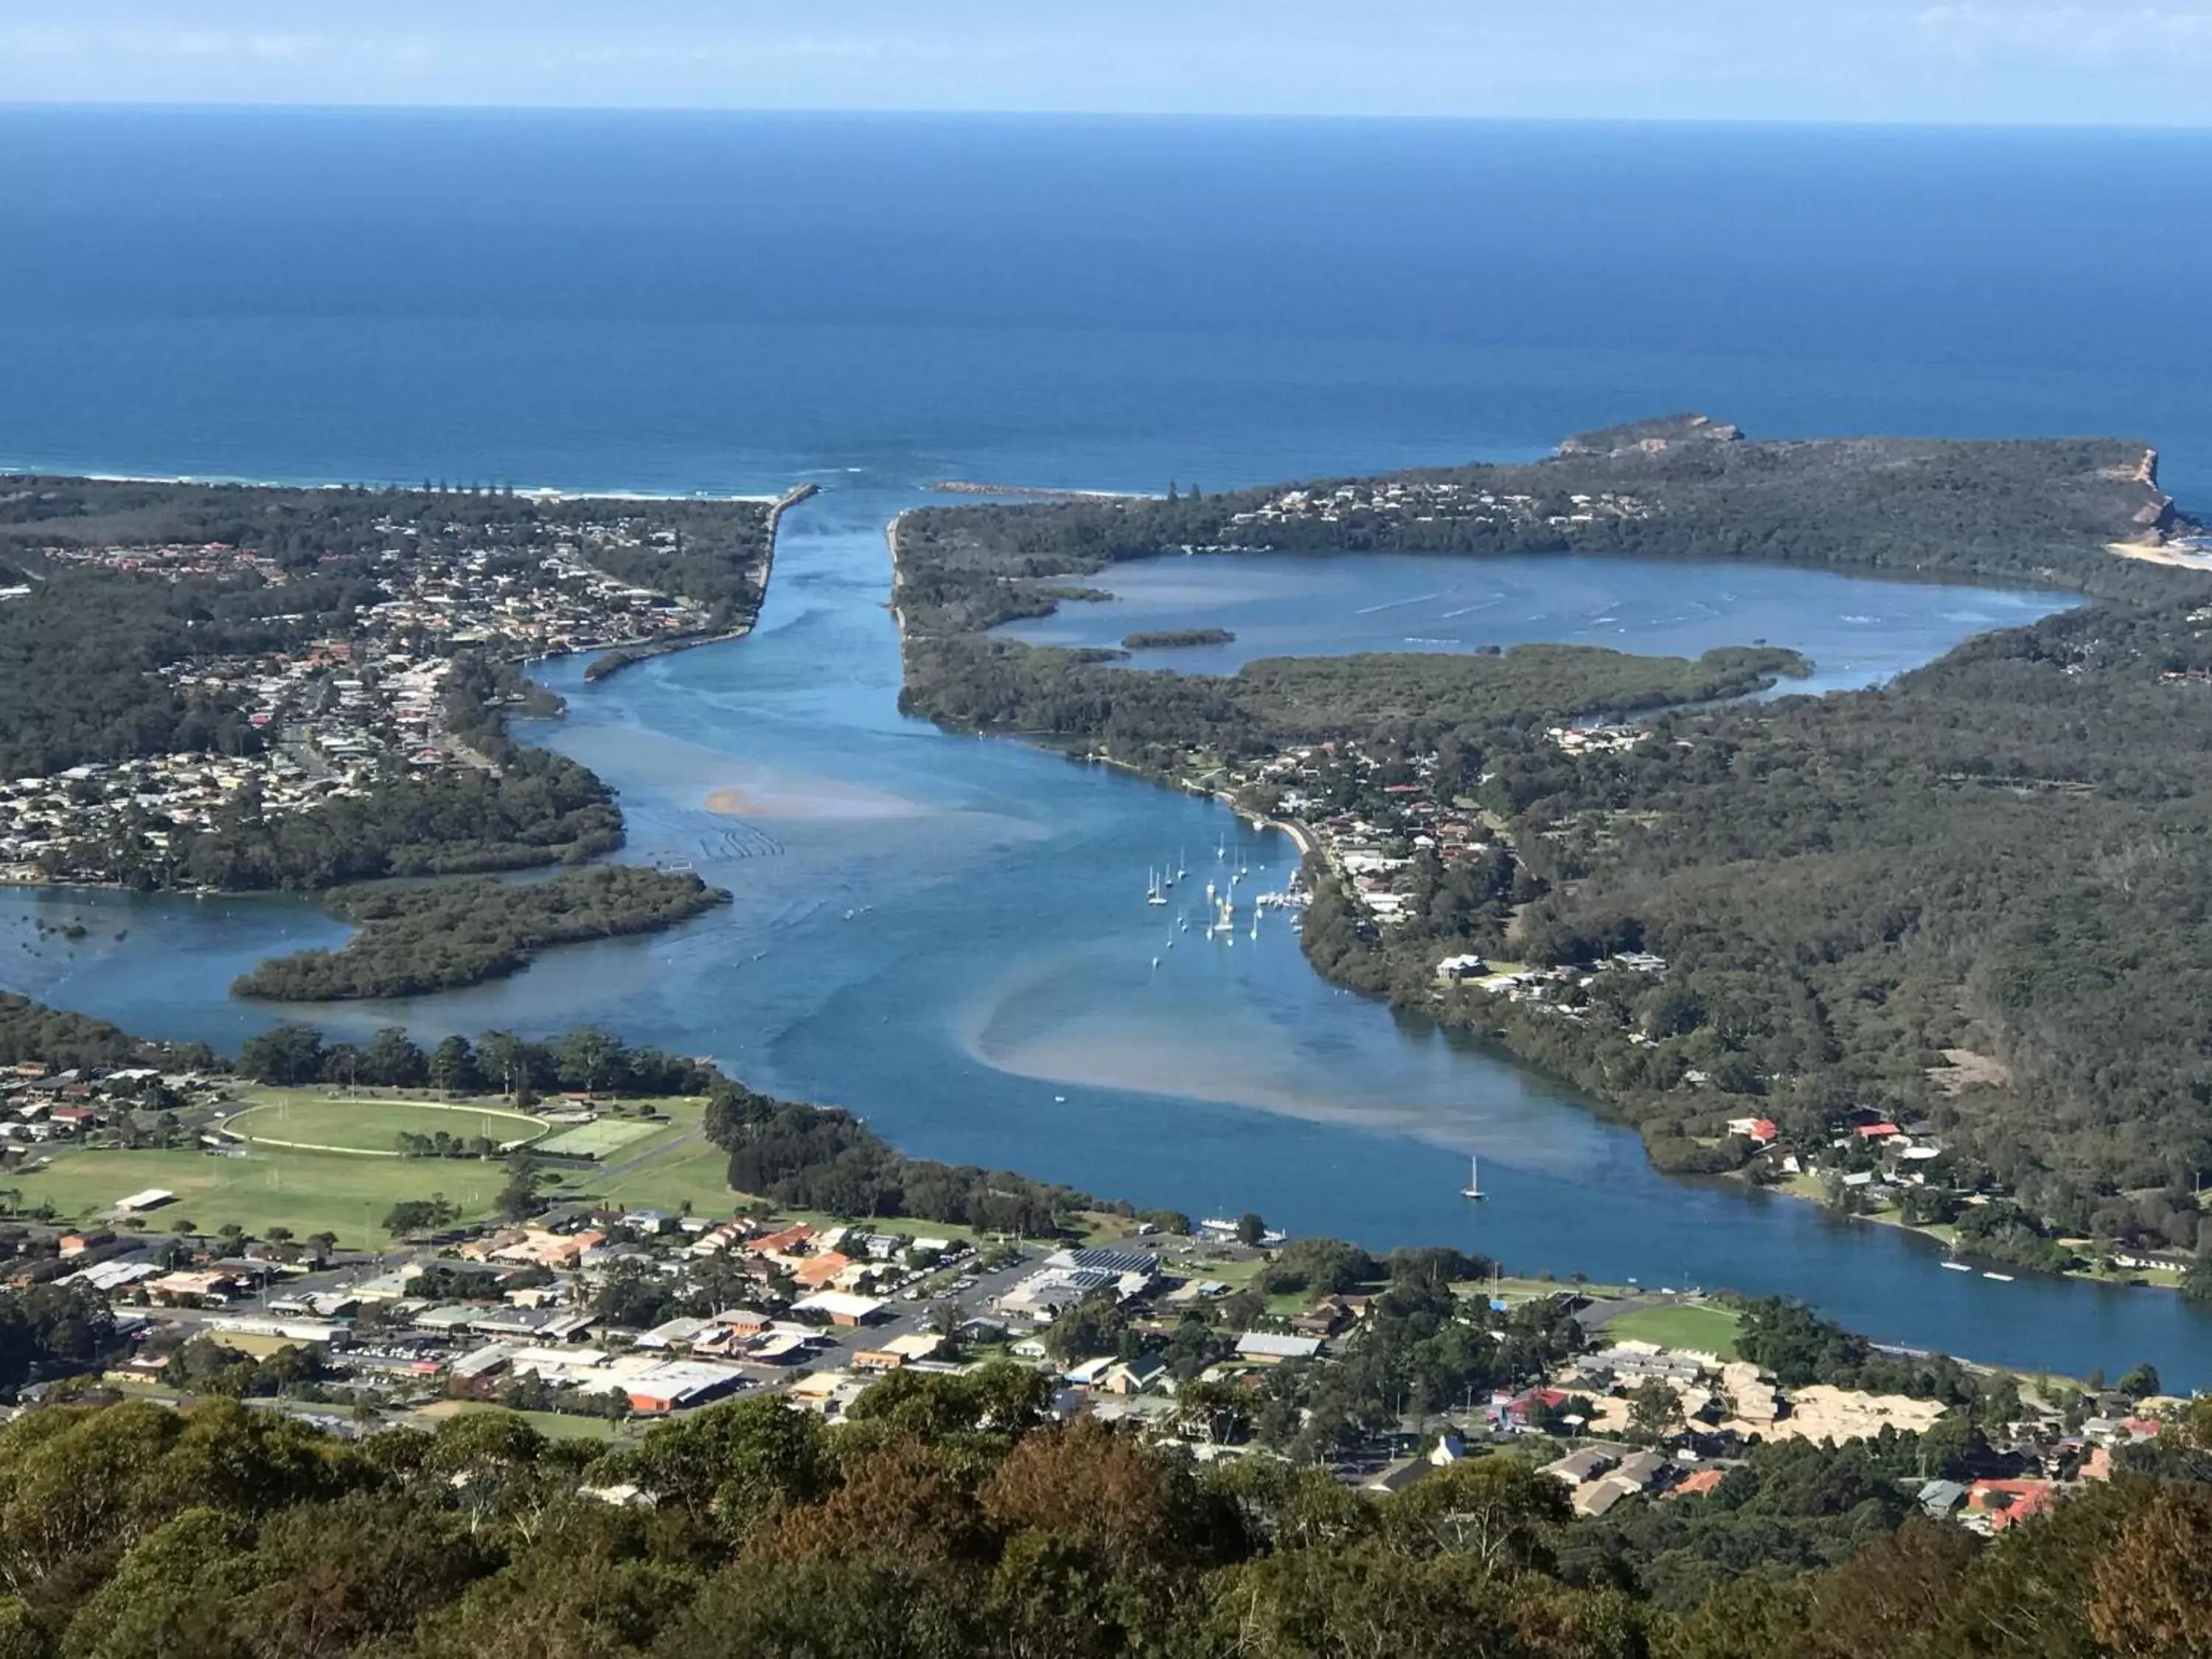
11, 481, 2190, 1383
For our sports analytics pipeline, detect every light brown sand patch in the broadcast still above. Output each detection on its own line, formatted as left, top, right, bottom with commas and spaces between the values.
703, 776, 923, 821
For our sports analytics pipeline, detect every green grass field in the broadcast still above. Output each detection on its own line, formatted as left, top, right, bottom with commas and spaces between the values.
13, 1091, 1001, 1251
535, 1117, 670, 1158
223, 1093, 546, 1156
587, 1133, 740, 1215
1603, 1302, 1744, 1358
15, 1146, 518, 1249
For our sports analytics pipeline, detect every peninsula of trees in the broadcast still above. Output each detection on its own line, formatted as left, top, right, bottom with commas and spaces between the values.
892, 418, 2212, 1265
1123, 627, 1236, 649
232, 866, 730, 1001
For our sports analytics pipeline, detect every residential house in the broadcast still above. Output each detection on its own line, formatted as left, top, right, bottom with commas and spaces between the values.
1964, 1480, 2058, 1534
792, 1251, 858, 1290
1234, 1332, 1324, 1364
1098, 1352, 1168, 1396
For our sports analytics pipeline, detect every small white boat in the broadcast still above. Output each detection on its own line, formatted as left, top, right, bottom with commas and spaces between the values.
1461, 1155, 1486, 1201
1940, 1262, 1973, 1273
1981, 1272, 2014, 1282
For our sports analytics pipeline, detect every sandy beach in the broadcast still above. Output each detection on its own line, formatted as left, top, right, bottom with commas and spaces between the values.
2108, 538, 2212, 571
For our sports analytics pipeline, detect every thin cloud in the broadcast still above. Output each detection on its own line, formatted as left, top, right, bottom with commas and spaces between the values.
1916, 4, 2212, 66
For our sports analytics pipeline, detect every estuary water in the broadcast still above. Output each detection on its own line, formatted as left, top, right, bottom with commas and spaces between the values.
5, 108, 2212, 1379
995, 551, 2069, 695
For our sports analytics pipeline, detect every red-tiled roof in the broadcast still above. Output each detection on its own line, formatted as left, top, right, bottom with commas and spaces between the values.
1967, 1479, 2056, 1531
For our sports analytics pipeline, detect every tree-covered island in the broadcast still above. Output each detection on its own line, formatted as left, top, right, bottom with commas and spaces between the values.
894, 416, 2212, 1277
232, 866, 730, 1001
0, 476, 777, 983
1123, 627, 1237, 648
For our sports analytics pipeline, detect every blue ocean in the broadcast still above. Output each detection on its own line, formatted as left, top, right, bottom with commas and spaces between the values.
5, 108, 2212, 1379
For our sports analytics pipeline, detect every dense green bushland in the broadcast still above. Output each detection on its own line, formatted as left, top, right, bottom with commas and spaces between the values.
232, 867, 729, 1000
0, 994, 215, 1075
0, 1378, 2205, 1658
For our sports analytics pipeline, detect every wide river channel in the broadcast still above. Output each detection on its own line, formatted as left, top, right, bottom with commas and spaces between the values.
6, 481, 2207, 1382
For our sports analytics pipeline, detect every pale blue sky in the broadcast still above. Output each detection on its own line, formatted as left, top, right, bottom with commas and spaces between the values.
3, 1, 2208, 126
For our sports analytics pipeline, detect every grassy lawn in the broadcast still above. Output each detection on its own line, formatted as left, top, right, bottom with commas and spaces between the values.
16, 1087, 973, 1255
1071, 1211, 1149, 1246
582, 1134, 737, 1216
15, 1146, 517, 1249
553, 1109, 976, 1250
1604, 1302, 1744, 1358
223, 1093, 546, 1155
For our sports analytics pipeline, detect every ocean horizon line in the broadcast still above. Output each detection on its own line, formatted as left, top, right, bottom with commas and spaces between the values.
5, 102, 2211, 139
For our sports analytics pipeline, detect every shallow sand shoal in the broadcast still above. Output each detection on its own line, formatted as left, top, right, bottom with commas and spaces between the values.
703, 777, 924, 821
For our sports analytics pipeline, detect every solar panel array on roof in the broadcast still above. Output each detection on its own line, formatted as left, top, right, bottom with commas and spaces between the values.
1059, 1248, 1155, 1276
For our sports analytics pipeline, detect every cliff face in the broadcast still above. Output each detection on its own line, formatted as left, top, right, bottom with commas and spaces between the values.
2126, 448, 2179, 535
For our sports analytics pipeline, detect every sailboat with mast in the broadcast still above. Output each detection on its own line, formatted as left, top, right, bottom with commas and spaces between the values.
1461, 1155, 1486, 1201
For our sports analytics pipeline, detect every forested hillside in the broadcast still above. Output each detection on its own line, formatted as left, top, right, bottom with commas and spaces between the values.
903, 414, 2187, 608
0, 1385, 2208, 1658
1292, 594, 2212, 1243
